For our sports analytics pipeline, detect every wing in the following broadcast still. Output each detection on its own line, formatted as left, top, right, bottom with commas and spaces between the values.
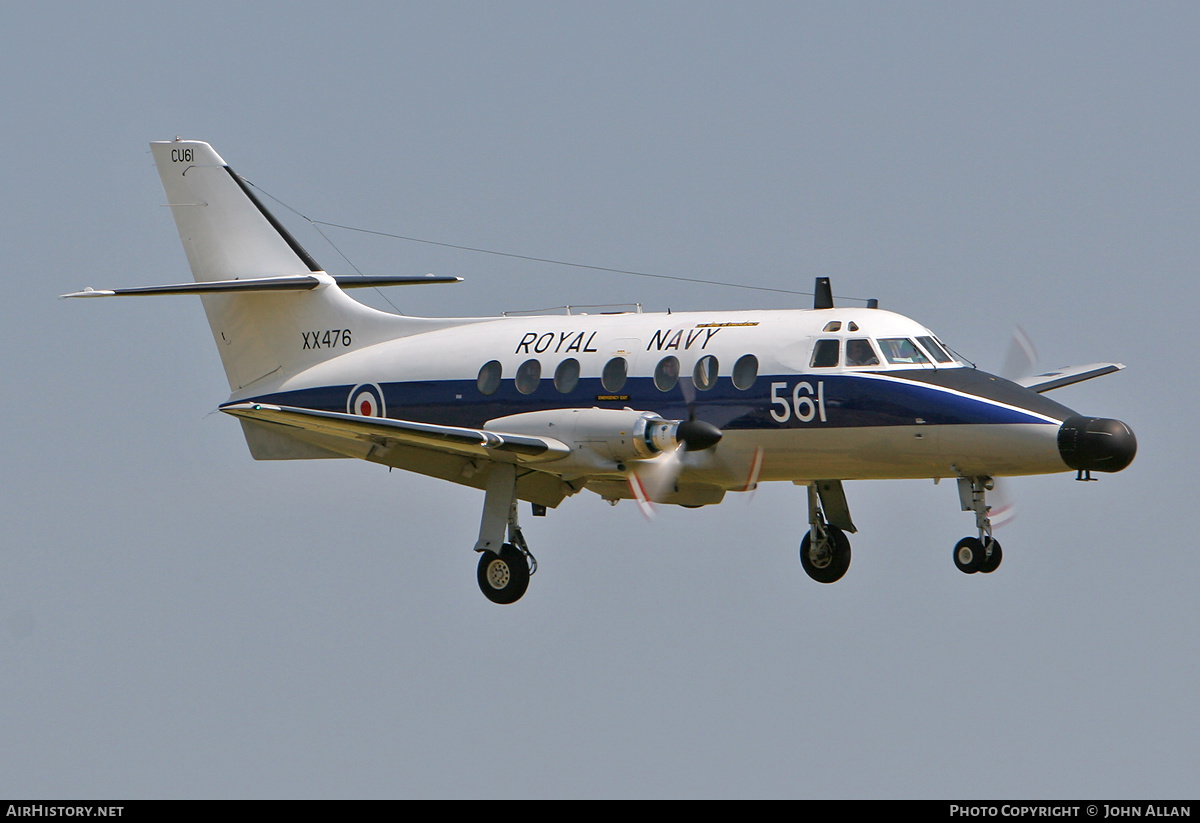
1015, 362, 1124, 393
220, 402, 577, 507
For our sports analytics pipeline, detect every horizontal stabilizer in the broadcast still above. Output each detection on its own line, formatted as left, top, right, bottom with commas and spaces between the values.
334, 274, 462, 289
1017, 362, 1124, 393
62, 273, 461, 298
220, 403, 570, 464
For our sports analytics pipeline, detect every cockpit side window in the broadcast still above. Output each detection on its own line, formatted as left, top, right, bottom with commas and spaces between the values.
916, 335, 954, 364
810, 339, 840, 368
878, 338, 929, 365
844, 338, 880, 367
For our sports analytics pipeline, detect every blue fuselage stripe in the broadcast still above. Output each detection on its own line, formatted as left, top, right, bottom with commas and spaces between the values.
244, 372, 1063, 431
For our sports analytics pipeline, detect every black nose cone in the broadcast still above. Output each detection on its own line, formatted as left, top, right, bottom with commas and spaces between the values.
1058, 416, 1137, 473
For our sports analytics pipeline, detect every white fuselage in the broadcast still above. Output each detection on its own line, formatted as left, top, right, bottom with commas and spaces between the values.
231, 304, 1077, 495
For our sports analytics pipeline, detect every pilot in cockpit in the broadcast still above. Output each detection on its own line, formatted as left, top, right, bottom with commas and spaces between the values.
845, 339, 879, 367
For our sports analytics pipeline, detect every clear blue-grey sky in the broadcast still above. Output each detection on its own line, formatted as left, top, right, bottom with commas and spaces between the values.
2, 2, 1195, 798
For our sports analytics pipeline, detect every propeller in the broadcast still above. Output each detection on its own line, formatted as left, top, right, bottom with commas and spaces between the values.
678, 366, 761, 500
628, 447, 680, 518
741, 446, 765, 495
627, 418, 722, 519
990, 326, 1038, 529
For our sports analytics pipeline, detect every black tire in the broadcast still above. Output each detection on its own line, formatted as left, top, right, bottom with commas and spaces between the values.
477, 543, 530, 604
953, 537, 987, 574
800, 525, 851, 583
978, 539, 1003, 574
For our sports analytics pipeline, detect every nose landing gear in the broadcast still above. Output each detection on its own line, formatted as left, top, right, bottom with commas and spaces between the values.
953, 535, 1002, 574
954, 476, 1002, 575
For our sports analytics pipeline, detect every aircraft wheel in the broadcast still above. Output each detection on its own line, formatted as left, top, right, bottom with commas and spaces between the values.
800, 525, 851, 583
953, 537, 989, 574
978, 539, 1003, 574
477, 543, 530, 604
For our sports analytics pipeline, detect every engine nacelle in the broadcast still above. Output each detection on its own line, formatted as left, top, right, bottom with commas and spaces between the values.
484, 407, 693, 471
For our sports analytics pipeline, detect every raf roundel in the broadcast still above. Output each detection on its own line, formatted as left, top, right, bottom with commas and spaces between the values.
347, 384, 386, 418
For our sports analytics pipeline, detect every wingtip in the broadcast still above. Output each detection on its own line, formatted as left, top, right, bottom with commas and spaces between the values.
219, 401, 282, 416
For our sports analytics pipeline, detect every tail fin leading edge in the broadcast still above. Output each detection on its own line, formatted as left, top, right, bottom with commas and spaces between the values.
151, 140, 319, 282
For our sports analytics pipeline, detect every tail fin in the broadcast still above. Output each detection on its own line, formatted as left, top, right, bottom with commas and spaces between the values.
151, 139, 404, 392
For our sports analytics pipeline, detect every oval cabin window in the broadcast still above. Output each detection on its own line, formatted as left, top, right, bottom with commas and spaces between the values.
477, 360, 502, 395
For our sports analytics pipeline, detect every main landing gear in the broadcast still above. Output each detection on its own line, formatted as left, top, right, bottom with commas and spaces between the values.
474, 463, 537, 604
799, 481, 856, 583
954, 476, 1002, 575
477, 527, 536, 605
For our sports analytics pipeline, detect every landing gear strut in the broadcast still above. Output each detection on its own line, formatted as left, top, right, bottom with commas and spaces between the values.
954, 476, 1002, 575
474, 463, 537, 604
799, 482, 853, 583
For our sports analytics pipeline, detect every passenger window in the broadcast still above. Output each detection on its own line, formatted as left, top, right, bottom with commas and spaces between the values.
477, 360, 502, 395
654, 356, 680, 392
844, 339, 880, 367
811, 339, 840, 368
515, 359, 541, 394
602, 357, 627, 392
732, 354, 758, 390
878, 338, 929, 365
916, 336, 953, 364
693, 355, 719, 391
554, 358, 580, 393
